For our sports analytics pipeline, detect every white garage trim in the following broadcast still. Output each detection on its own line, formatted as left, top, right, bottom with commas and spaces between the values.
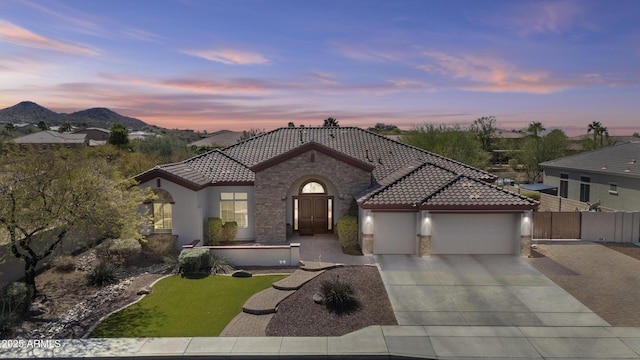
373, 212, 417, 254
431, 213, 520, 255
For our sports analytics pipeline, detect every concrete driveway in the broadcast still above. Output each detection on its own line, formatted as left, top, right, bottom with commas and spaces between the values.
375, 254, 609, 327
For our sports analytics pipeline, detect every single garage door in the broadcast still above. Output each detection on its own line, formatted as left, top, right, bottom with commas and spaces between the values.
373, 212, 416, 254
431, 213, 519, 254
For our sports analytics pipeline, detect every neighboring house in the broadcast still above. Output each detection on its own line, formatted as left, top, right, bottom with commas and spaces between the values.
13, 130, 88, 147
135, 127, 537, 256
541, 142, 640, 211
189, 130, 243, 148
73, 127, 110, 144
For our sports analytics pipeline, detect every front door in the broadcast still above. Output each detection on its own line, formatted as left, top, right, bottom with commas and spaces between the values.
299, 196, 328, 235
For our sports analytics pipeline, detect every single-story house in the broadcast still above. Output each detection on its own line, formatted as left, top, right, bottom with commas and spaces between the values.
13, 130, 88, 147
541, 141, 640, 211
135, 127, 537, 256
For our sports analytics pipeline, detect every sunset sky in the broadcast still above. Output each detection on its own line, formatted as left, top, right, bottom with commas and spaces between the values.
1, 0, 639, 135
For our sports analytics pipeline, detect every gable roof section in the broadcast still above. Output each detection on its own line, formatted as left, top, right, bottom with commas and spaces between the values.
540, 141, 640, 179
358, 161, 536, 211
250, 141, 375, 172
357, 162, 457, 208
135, 150, 254, 190
421, 176, 538, 211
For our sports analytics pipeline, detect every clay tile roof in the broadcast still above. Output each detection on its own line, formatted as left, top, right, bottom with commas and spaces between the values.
357, 162, 457, 207
135, 149, 253, 189
422, 176, 538, 210
222, 127, 494, 182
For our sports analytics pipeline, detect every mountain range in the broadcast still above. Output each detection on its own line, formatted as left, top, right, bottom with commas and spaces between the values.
0, 101, 148, 130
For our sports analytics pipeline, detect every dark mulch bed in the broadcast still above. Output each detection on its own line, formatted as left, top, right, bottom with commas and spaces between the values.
266, 265, 397, 337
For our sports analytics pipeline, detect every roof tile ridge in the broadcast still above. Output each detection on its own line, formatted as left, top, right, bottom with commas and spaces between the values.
215, 149, 252, 169
355, 127, 494, 178
420, 174, 464, 205
365, 161, 435, 202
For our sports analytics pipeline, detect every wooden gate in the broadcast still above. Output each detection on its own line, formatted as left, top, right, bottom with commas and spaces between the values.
533, 212, 581, 239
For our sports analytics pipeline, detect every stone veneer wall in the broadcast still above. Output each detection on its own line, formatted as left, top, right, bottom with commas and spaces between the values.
520, 235, 531, 257
254, 149, 372, 243
419, 235, 431, 256
361, 234, 374, 254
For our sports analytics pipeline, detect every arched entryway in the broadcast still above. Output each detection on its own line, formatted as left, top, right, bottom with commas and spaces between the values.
293, 180, 334, 235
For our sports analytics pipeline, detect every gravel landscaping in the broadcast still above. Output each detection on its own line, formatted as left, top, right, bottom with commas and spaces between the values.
266, 265, 397, 337
527, 241, 640, 326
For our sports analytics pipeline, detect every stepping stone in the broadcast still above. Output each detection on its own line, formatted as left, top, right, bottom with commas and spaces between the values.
300, 261, 344, 271
272, 269, 324, 290
242, 287, 295, 315
220, 312, 273, 337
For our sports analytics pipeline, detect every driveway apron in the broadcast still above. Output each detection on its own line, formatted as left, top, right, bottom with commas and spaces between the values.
375, 254, 610, 327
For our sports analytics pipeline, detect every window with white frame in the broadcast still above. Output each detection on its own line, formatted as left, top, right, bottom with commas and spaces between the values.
153, 202, 172, 232
220, 192, 248, 227
609, 182, 618, 195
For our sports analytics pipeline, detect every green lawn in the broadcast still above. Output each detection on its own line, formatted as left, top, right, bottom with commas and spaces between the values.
89, 274, 286, 337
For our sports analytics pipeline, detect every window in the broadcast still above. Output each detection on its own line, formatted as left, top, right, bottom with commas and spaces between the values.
153, 202, 172, 232
559, 173, 568, 198
609, 182, 618, 195
220, 192, 248, 227
301, 181, 325, 194
580, 176, 590, 202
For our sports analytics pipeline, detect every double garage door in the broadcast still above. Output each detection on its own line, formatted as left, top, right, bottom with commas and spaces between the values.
372, 212, 520, 255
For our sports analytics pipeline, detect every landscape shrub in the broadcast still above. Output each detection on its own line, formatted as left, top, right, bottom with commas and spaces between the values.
141, 234, 178, 261
320, 276, 358, 313
508, 158, 519, 171
520, 190, 541, 201
210, 253, 233, 274
222, 221, 238, 242
337, 216, 361, 255
0, 282, 32, 332
162, 254, 179, 274
206, 218, 223, 245
109, 238, 142, 266
52, 255, 76, 272
178, 248, 212, 274
87, 263, 121, 287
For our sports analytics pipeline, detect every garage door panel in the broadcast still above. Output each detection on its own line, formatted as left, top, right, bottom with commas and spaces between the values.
373, 212, 416, 255
431, 213, 519, 255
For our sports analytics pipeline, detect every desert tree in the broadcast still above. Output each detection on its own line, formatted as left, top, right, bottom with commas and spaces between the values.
108, 122, 129, 147
322, 117, 339, 127
471, 116, 496, 152
0, 148, 152, 296
402, 124, 490, 170
516, 129, 568, 182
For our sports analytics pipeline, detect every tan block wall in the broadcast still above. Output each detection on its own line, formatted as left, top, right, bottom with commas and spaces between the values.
520, 235, 531, 257
254, 149, 371, 243
361, 234, 374, 254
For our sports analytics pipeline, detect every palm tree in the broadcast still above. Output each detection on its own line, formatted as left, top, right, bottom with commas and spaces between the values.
587, 121, 602, 144
600, 126, 609, 148
526, 122, 545, 138
58, 121, 72, 133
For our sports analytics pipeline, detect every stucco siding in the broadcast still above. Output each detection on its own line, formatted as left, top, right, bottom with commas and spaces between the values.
139, 178, 204, 247
207, 186, 255, 240
544, 168, 640, 211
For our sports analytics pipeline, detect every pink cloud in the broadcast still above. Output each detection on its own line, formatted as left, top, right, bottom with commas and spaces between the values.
183, 49, 269, 65
418, 50, 608, 94
0, 19, 99, 55
506, 0, 588, 35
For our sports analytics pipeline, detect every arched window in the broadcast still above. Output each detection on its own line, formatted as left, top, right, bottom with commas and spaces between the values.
300, 181, 326, 194
149, 189, 173, 232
